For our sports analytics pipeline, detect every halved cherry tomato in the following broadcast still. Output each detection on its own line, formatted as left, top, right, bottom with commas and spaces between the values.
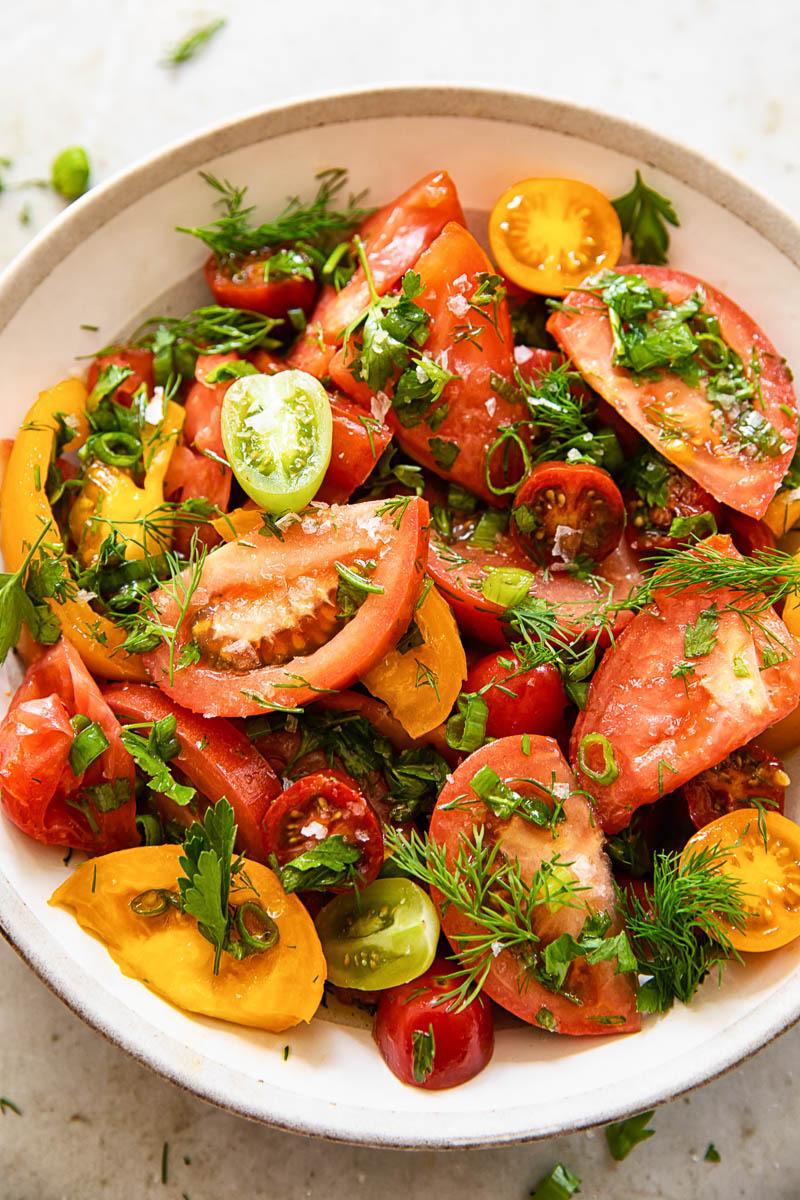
0, 640, 137, 853
288, 170, 464, 378
489, 177, 622, 297
50, 844, 325, 1030
548, 266, 798, 519
262, 770, 383, 889
362, 584, 466, 738
203, 252, 317, 319
314, 877, 440, 989
143, 497, 429, 718
429, 736, 640, 1034
427, 506, 642, 648
571, 535, 800, 834
164, 353, 234, 540
220, 370, 333, 513
86, 349, 155, 405
680, 809, 800, 952
101, 683, 281, 860
682, 740, 787, 830
373, 958, 494, 1089
625, 452, 722, 553
465, 650, 567, 739
512, 462, 625, 566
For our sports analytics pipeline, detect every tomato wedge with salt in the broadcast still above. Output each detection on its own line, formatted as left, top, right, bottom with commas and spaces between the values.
570, 535, 800, 835
143, 497, 429, 718
429, 736, 640, 1035
547, 265, 798, 519
101, 683, 281, 861
428, 510, 642, 648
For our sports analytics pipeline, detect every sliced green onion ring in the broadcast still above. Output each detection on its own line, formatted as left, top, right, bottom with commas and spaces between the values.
577, 733, 620, 785
235, 901, 279, 952
130, 888, 179, 917
90, 430, 142, 467
482, 566, 534, 608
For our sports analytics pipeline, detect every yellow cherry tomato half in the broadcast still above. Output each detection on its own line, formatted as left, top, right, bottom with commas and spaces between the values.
50, 845, 326, 1030
361, 584, 466, 738
489, 177, 623, 297
681, 808, 800, 952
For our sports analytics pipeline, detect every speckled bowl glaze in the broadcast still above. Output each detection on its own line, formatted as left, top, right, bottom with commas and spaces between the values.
1, 86, 800, 1148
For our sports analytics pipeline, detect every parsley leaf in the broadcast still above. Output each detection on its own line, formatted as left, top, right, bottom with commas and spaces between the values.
120, 715, 195, 806
428, 437, 460, 470
612, 170, 679, 265
605, 1110, 656, 1160
277, 835, 362, 893
411, 1024, 436, 1084
541, 912, 636, 991
683, 603, 719, 659
178, 798, 239, 974
529, 1163, 581, 1200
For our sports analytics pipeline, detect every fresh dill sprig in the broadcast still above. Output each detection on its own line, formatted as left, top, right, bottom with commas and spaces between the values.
127, 305, 281, 385
177, 168, 372, 264
384, 825, 588, 1011
640, 542, 800, 615
618, 842, 749, 1013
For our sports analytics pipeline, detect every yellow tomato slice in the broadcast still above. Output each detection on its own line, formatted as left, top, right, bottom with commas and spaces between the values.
759, 702, 800, 756
681, 808, 800, 952
50, 845, 326, 1031
361, 585, 466, 738
489, 177, 622, 297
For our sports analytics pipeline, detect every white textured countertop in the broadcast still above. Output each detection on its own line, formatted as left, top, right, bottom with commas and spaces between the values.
2, 2, 800, 1196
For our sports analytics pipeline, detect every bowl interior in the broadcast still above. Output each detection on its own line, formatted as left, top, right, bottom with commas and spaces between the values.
1, 90, 800, 1147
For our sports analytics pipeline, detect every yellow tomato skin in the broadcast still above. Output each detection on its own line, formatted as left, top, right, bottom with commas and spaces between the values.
758, 703, 800, 756
764, 489, 800, 539
0, 379, 148, 681
362, 585, 466, 738
681, 809, 800, 953
50, 845, 326, 1031
489, 178, 622, 297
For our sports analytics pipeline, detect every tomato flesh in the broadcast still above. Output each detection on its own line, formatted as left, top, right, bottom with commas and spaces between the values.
0, 640, 137, 853
373, 959, 494, 1089
465, 651, 567, 739
143, 497, 429, 717
315, 877, 440, 989
429, 736, 640, 1034
682, 740, 787, 830
262, 770, 384, 889
548, 265, 798, 519
681, 809, 800, 952
220, 370, 333, 513
204, 252, 317, 319
625, 455, 722, 553
512, 461, 625, 566
571, 535, 800, 834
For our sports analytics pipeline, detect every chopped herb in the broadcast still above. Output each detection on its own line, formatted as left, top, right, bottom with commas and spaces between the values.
611, 170, 679, 264
668, 511, 718, 540
0, 1098, 22, 1116
276, 835, 362, 893
282, 1045, 290, 1062
605, 1109, 656, 1160
528, 1163, 581, 1200
446, 692, 488, 753
411, 1024, 436, 1083
120, 714, 194, 807
163, 17, 227, 66
732, 654, 750, 678
535, 1006, 556, 1031
428, 437, 460, 470
704, 1142, 721, 1163
683, 603, 719, 659
161, 1140, 169, 1185
542, 911, 636, 991
68, 717, 109, 776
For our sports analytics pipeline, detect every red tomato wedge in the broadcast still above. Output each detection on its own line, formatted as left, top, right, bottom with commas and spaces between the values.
428, 515, 642, 648
101, 683, 281, 861
315, 395, 392, 504
429, 737, 640, 1035
547, 265, 798, 519
203, 253, 317, 320
0, 640, 137, 853
86, 349, 155, 405
143, 497, 429, 718
570, 535, 800, 834
164, 353, 234, 537
288, 171, 464, 378
386, 222, 521, 503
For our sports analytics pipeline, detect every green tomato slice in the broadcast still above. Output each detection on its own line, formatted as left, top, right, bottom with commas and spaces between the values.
315, 877, 440, 990
220, 370, 333, 513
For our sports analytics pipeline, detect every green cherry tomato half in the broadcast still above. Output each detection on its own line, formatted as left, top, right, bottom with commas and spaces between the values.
314, 877, 440, 990
220, 370, 333, 514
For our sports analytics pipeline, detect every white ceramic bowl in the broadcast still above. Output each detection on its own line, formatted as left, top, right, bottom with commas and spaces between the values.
1, 86, 800, 1149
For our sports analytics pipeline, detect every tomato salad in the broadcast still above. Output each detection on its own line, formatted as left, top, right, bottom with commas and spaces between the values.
4, 165, 800, 1089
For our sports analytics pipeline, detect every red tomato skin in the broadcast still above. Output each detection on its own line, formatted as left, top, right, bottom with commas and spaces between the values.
373, 959, 494, 1089
429, 736, 640, 1034
288, 170, 464, 378
86, 349, 155, 405
465, 652, 567, 738
387, 222, 520, 503
722, 509, 776, 557
143, 497, 429, 718
428, 520, 642, 648
625, 467, 722, 553
548, 265, 798, 519
101, 683, 281, 861
512, 461, 625, 566
203, 254, 317, 319
261, 770, 384, 889
570, 535, 800, 834
0, 641, 137, 853
681, 740, 786, 830
315, 395, 392, 504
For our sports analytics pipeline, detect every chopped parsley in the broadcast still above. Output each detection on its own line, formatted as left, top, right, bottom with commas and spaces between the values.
604, 1109, 657, 1160
611, 170, 679, 264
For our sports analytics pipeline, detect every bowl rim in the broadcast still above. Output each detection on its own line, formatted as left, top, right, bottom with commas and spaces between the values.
2, 83, 800, 1148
